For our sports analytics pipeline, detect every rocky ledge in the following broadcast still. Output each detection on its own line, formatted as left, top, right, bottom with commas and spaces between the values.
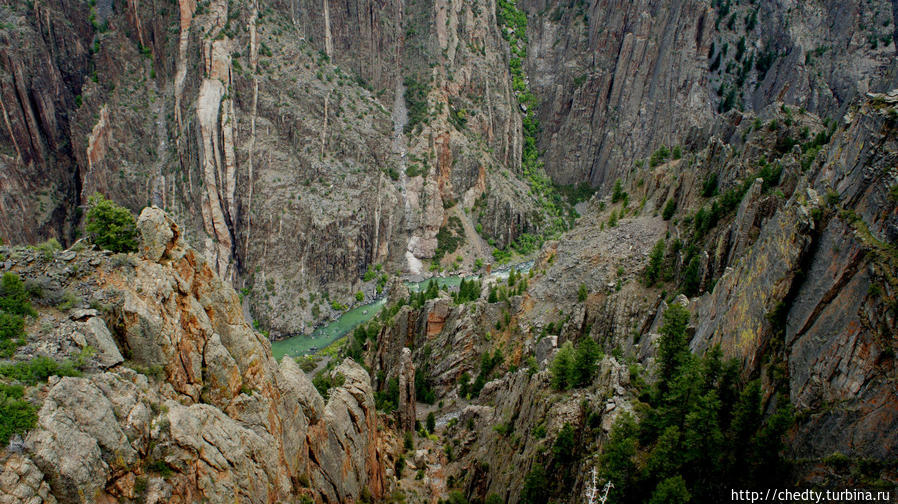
0, 207, 385, 504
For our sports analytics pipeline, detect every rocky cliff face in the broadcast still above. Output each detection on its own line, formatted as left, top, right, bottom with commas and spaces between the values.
0, 0, 559, 337
364, 90, 897, 501
2, 1, 897, 502
521, 0, 896, 188
0, 207, 387, 503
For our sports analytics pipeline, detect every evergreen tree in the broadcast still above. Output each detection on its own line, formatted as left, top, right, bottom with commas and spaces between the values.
552, 423, 576, 465
598, 413, 638, 498
572, 336, 600, 387
657, 304, 691, 392
644, 239, 666, 286
550, 341, 575, 390
84, 193, 138, 253
521, 463, 550, 504
648, 476, 691, 504
577, 283, 588, 302
426, 411, 436, 433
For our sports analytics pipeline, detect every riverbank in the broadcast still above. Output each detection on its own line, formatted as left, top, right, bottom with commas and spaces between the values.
270, 260, 534, 360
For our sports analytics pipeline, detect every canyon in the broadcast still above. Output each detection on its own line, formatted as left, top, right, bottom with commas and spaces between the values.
0, 0, 896, 502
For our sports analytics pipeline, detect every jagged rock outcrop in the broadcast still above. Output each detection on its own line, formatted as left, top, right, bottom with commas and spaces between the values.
397, 347, 416, 432
0, 207, 386, 503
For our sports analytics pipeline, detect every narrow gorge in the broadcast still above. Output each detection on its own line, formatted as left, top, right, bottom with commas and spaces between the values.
0, 0, 896, 502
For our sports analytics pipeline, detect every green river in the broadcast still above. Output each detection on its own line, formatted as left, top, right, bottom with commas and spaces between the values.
270, 261, 533, 360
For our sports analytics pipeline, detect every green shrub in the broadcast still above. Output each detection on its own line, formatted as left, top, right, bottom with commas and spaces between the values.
404, 76, 429, 135
375, 376, 400, 412
84, 193, 138, 253
434, 217, 465, 262
0, 273, 36, 317
649, 146, 671, 167
701, 173, 719, 197
35, 238, 62, 260
577, 283, 588, 302
311, 371, 345, 400
485, 494, 503, 504
0, 384, 37, 446
662, 199, 677, 220
0, 312, 25, 357
0, 356, 81, 384
395, 454, 405, 478
57, 289, 80, 311
445, 490, 469, 504
147, 459, 174, 478
405, 164, 423, 177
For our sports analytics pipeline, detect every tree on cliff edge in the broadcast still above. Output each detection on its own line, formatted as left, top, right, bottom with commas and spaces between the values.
85, 193, 138, 253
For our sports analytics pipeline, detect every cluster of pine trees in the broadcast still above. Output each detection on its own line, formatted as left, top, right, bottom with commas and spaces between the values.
487, 268, 528, 303
409, 279, 441, 308
597, 304, 792, 504
549, 337, 601, 390
453, 278, 482, 304
458, 348, 504, 399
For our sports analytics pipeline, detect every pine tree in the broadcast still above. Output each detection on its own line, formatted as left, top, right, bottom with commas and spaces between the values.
657, 304, 691, 391
550, 341, 575, 390
645, 239, 666, 286
572, 336, 600, 387
426, 411, 436, 433
521, 463, 550, 504
648, 476, 691, 504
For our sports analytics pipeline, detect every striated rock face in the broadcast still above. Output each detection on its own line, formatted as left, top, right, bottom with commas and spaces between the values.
0, 0, 554, 337
0, 208, 385, 503
689, 95, 898, 464
521, 0, 896, 188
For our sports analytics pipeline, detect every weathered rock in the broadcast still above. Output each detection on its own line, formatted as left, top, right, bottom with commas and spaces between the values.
397, 347, 416, 431
310, 360, 385, 502
0, 209, 386, 503
28, 377, 136, 504
136, 207, 181, 263
0, 454, 58, 504
77, 317, 123, 369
